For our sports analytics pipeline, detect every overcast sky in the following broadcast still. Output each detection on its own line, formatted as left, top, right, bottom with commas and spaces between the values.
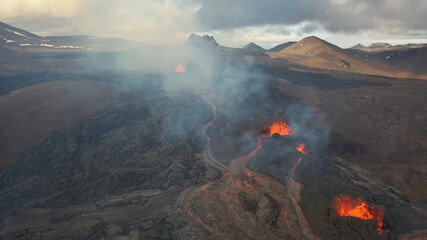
1, 0, 426, 48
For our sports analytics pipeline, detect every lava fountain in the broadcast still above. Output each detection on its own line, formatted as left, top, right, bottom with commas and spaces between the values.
333, 196, 384, 234
175, 64, 186, 72
261, 119, 293, 137
296, 143, 308, 155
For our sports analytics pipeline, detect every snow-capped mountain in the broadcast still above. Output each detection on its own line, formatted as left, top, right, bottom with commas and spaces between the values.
0, 21, 145, 52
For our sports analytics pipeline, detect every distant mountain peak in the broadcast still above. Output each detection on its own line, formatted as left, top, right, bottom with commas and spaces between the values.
280, 36, 340, 54
369, 42, 392, 48
188, 33, 215, 41
185, 33, 219, 48
299, 36, 328, 44
304, 35, 321, 41
242, 42, 265, 51
351, 44, 366, 50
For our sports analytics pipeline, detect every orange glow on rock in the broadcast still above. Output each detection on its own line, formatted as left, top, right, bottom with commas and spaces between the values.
334, 196, 384, 234
296, 143, 307, 154
175, 64, 186, 72
262, 120, 293, 137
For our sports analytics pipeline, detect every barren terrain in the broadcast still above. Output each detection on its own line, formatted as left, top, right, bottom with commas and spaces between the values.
0, 30, 426, 239
0, 81, 120, 171
273, 75, 427, 200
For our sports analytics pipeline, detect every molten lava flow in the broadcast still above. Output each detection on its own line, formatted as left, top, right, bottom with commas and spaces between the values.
296, 143, 308, 154
261, 119, 293, 137
175, 64, 186, 72
411, 205, 427, 216
334, 196, 384, 234
185, 101, 321, 239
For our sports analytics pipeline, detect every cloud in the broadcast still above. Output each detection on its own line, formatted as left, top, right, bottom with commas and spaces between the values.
194, 0, 427, 33
0, 0, 425, 47
0, 0, 85, 18
0, 0, 199, 44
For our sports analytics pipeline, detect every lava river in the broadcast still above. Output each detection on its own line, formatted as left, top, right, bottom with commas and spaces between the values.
185, 99, 321, 240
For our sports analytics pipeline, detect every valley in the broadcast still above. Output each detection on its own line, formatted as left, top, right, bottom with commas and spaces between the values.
0, 22, 426, 239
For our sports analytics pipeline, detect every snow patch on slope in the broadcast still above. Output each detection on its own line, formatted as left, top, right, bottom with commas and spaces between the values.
4, 28, 27, 38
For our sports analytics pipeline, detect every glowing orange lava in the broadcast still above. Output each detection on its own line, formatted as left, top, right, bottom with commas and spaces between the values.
175, 64, 186, 72
296, 143, 307, 154
185, 101, 321, 239
261, 120, 293, 137
334, 196, 384, 234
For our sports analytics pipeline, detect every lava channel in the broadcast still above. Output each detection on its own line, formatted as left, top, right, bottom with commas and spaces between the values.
185, 99, 321, 240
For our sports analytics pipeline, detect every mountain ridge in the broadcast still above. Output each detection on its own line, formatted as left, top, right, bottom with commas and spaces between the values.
350, 42, 427, 53
1, 21, 426, 79
268, 41, 297, 52
0, 21, 144, 52
268, 36, 427, 79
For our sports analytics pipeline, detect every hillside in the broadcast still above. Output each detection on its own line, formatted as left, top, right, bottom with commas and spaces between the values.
369, 47, 427, 77
268, 36, 387, 75
268, 36, 427, 79
0, 81, 119, 172
268, 41, 296, 52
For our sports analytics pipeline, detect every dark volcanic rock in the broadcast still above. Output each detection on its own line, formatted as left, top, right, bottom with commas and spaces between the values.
238, 191, 258, 214
248, 135, 426, 239
0, 90, 217, 239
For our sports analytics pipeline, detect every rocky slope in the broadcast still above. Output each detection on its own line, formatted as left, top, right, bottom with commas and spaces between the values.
0, 89, 217, 239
